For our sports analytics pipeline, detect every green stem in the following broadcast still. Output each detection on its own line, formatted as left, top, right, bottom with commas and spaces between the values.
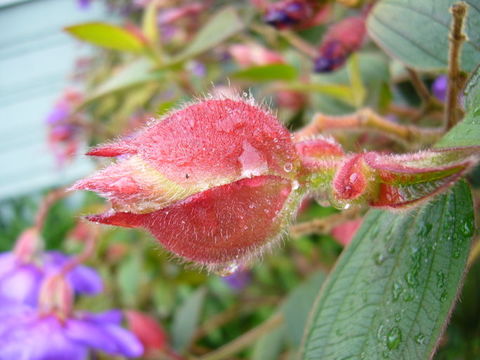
195, 312, 283, 360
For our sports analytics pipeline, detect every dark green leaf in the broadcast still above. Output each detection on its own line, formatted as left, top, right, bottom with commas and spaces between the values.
171, 287, 207, 351
171, 7, 244, 63
300, 181, 474, 360
367, 0, 480, 71
232, 64, 298, 82
65, 22, 145, 52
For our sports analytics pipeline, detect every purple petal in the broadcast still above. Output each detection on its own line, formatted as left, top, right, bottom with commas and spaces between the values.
432, 75, 448, 102
65, 318, 120, 354
83, 309, 123, 325
45, 102, 70, 125
0, 265, 42, 305
44, 251, 103, 296
0, 253, 16, 277
68, 265, 103, 295
0, 314, 87, 360
100, 323, 144, 358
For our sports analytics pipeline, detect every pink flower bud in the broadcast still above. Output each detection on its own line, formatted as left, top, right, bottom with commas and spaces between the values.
14, 228, 43, 263
331, 219, 362, 246
229, 44, 285, 68
314, 15, 367, 72
39, 275, 74, 319
72, 97, 303, 272
126, 311, 168, 357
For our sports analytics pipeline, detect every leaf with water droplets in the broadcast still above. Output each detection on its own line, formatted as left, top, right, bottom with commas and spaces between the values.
300, 181, 474, 359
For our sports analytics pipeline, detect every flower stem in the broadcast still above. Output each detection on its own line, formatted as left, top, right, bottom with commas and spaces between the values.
278, 30, 318, 58
295, 108, 443, 146
196, 312, 283, 360
290, 208, 361, 238
35, 188, 67, 230
445, 2, 468, 130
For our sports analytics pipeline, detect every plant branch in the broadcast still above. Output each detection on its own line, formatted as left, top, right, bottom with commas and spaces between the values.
278, 30, 318, 58
290, 208, 360, 238
294, 108, 443, 146
196, 312, 283, 360
445, 2, 468, 130
35, 188, 68, 230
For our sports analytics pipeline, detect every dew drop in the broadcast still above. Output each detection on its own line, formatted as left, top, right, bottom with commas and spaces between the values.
283, 162, 293, 173
414, 333, 426, 345
373, 252, 387, 266
292, 180, 300, 190
392, 281, 402, 302
238, 141, 268, 178
386, 326, 402, 350
436, 271, 446, 289
461, 220, 474, 237
216, 262, 240, 277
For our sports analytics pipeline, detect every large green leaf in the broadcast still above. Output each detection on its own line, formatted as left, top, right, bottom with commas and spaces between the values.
436, 65, 480, 147
171, 7, 244, 63
367, 0, 480, 71
300, 181, 474, 359
65, 22, 145, 53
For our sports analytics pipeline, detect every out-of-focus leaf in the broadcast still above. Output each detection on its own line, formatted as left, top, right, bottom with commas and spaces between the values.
436, 65, 480, 147
367, 0, 480, 71
282, 271, 326, 348
252, 327, 286, 360
65, 22, 145, 52
142, 1, 159, 45
286, 82, 355, 105
232, 64, 298, 82
117, 252, 142, 307
300, 181, 474, 359
171, 7, 244, 63
347, 54, 366, 108
171, 287, 207, 351
80, 59, 164, 106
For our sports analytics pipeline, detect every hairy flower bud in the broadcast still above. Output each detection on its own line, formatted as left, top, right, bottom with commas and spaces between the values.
72, 97, 304, 273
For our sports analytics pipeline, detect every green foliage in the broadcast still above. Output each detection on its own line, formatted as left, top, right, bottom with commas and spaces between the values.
65, 22, 146, 52
232, 64, 298, 82
367, 0, 480, 71
301, 182, 474, 359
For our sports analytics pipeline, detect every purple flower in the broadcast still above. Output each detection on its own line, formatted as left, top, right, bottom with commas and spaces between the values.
0, 302, 143, 359
432, 75, 448, 102
222, 270, 251, 292
0, 251, 102, 306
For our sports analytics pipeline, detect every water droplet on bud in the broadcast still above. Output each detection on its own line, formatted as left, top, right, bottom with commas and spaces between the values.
216, 262, 240, 277
283, 162, 293, 172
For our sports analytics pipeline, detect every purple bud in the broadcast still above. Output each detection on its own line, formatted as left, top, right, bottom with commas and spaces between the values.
432, 75, 448, 102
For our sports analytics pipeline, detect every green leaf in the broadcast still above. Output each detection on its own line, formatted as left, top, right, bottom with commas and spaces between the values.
171, 287, 207, 351
232, 64, 298, 82
436, 65, 480, 147
171, 7, 244, 63
282, 271, 326, 348
346, 53, 367, 108
117, 252, 142, 307
80, 59, 164, 106
300, 181, 474, 359
367, 0, 480, 71
251, 327, 286, 360
65, 22, 145, 53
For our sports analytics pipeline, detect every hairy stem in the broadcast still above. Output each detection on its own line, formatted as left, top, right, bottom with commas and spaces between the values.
445, 2, 468, 130
35, 188, 67, 230
295, 108, 443, 146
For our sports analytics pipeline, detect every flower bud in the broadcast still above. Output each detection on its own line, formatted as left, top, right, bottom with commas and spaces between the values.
126, 311, 168, 357
39, 275, 74, 319
72, 97, 304, 272
314, 15, 366, 73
